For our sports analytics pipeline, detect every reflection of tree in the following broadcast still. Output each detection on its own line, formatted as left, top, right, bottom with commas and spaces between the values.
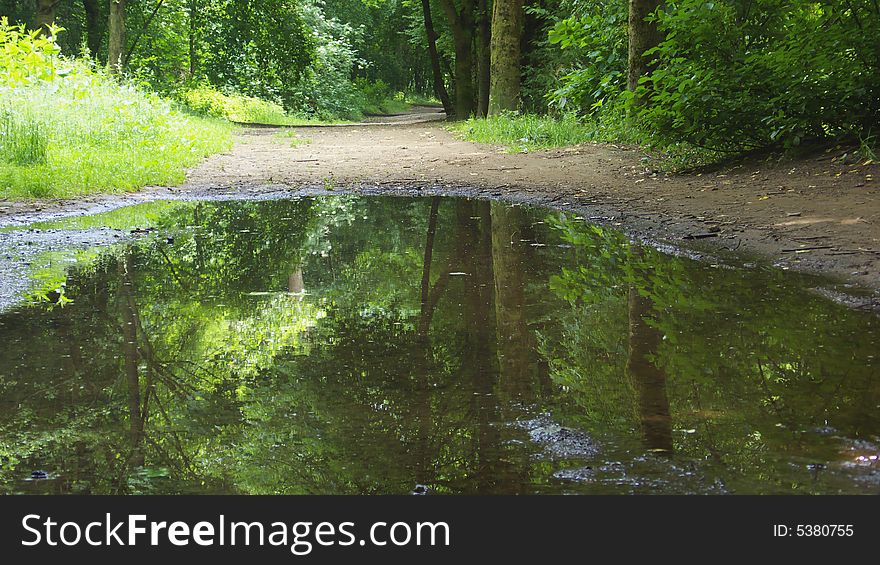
542, 214, 880, 492
491, 202, 541, 403
456, 200, 501, 492
118, 251, 147, 469
3, 198, 880, 495
626, 247, 673, 453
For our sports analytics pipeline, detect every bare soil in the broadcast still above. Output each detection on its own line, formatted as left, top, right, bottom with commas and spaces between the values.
2, 106, 878, 298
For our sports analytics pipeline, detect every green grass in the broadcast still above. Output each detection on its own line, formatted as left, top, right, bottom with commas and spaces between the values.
359, 92, 413, 116
0, 56, 233, 199
451, 111, 726, 171
403, 92, 442, 107
362, 96, 410, 115
451, 112, 633, 153
0, 75, 233, 199
0, 111, 48, 165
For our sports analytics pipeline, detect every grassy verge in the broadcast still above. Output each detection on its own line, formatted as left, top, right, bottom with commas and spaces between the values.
451, 112, 640, 154
177, 86, 356, 126
452, 111, 749, 170
177, 86, 426, 124
0, 22, 233, 200
403, 93, 442, 107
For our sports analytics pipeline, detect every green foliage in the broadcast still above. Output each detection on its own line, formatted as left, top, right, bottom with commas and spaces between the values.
200, 0, 314, 108
0, 18, 62, 85
546, 0, 628, 115
2, 1, 435, 124
637, 0, 880, 152
0, 20, 232, 199
355, 78, 389, 114
179, 86, 293, 124
531, 0, 880, 163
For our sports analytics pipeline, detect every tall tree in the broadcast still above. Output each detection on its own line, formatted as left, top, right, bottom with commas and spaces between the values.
420, 0, 453, 115
437, 0, 477, 119
476, 0, 491, 116
107, 0, 127, 73
82, 0, 104, 58
34, 0, 59, 35
626, 0, 662, 94
188, 0, 198, 77
488, 0, 523, 114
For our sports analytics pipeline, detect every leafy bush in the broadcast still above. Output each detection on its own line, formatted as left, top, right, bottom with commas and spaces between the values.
288, 2, 383, 120
0, 19, 232, 199
199, 0, 314, 108
179, 86, 291, 124
0, 18, 62, 85
637, 0, 880, 152
546, 0, 629, 115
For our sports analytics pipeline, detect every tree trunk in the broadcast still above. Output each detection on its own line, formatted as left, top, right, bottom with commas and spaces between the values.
476, 0, 491, 117
35, 0, 58, 35
488, 0, 523, 115
82, 0, 104, 58
452, 32, 476, 119
108, 0, 127, 74
288, 268, 305, 294
188, 0, 198, 77
438, 0, 477, 120
420, 0, 453, 116
627, 0, 663, 94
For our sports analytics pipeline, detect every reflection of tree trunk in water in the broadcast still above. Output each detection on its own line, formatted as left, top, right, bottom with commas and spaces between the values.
626, 250, 673, 453
288, 268, 304, 294
57, 310, 90, 492
194, 204, 206, 277
118, 252, 145, 468
490, 202, 542, 402
418, 198, 442, 338
456, 201, 503, 491
413, 344, 433, 488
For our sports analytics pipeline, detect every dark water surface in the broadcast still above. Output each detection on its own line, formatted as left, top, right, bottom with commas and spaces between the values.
1, 196, 878, 494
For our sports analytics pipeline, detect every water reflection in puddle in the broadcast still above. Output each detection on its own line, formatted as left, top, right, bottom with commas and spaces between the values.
0, 195, 878, 494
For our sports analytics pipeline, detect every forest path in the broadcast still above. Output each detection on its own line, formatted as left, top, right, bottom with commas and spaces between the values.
2, 106, 878, 295
184, 108, 880, 295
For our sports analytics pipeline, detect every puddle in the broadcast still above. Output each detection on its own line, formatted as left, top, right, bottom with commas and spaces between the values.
0, 195, 878, 494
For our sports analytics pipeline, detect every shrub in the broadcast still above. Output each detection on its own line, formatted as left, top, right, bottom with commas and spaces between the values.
637, 0, 880, 152
546, 0, 629, 115
179, 86, 291, 124
0, 19, 232, 199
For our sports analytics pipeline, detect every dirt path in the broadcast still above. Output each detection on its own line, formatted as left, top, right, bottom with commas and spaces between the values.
2, 106, 879, 297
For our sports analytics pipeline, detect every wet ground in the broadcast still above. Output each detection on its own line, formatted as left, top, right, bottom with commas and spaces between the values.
4, 106, 878, 294
1, 195, 879, 494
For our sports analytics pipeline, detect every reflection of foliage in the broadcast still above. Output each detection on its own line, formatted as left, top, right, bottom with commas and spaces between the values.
1, 199, 879, 495
542, 214, 880, 492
